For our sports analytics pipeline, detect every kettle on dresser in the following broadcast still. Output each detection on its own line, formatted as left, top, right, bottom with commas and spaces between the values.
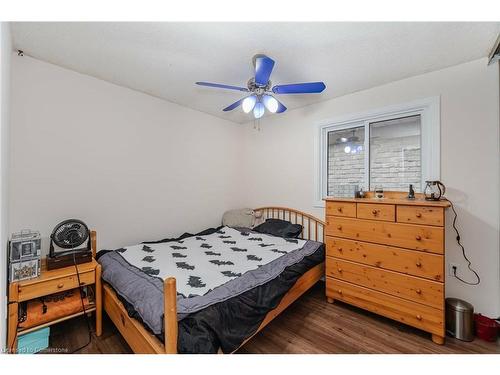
424, 180, 446, 201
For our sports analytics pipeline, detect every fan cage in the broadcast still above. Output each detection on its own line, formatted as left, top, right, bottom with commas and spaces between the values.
49, 219, 90, 257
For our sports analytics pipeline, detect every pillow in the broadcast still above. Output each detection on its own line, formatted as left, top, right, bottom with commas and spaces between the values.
222, 208, 256, 228
252, 219, 303, 238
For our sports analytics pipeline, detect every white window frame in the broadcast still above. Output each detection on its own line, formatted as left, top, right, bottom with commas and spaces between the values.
314, 97, 440, 208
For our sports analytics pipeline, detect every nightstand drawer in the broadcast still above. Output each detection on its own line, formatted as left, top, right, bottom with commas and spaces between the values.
17, 271, 95, 302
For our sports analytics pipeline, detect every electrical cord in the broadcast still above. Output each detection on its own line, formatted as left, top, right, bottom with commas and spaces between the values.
444, 198, 480, 286
68, 249, 93, 353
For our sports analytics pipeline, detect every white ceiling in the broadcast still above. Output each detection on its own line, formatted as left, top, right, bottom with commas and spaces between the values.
11, 22, 500, 124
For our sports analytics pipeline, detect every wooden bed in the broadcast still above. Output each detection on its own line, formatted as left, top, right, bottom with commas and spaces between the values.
102, 207, 325, 354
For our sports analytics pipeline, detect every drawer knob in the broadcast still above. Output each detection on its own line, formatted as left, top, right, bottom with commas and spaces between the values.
416, 261, 422, 268
337, 247, 343, 252
416, 212, 422, 218
57, 283, 64, 289
337, 268, 343, 273
372, 209, 378, 215
337, 207, 343, 212
415, 235, 422, 241
416, 315, 422, 321
416, 289, 422, 294
337, 290, 343, 294
337, 225, 342, 230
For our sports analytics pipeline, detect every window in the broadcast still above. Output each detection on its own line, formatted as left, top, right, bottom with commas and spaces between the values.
369, 115, 422, 192
327, 126, 365, 197
315, 98, 440, 206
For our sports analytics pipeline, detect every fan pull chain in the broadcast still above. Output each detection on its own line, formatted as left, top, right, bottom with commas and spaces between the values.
252, 118, 262, 131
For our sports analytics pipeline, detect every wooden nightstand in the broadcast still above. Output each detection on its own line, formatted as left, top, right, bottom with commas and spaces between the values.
7, 231, 102, 353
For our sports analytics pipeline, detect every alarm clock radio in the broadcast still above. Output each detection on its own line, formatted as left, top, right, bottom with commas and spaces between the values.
9, 229, 42, 282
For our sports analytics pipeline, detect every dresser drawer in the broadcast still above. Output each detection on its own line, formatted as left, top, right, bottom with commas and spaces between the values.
326, 217, 444, 254
17, 271, 95, 302
325, 237, 443, 281
326, 278, 444, 335
357, 203, 395, 222
397, 205, 444, 227
325, 201, 356, 218
326, 258, 444, 309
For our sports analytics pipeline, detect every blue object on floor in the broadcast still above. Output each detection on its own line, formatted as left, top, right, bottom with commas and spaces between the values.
18, 327, 50, 354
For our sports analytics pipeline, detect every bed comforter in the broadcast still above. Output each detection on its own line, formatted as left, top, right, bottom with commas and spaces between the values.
97, 226, 324, 353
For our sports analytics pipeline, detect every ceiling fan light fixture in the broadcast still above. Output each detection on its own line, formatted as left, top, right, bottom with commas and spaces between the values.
263, 95, 279, 113
242, 95, 257, 113
195, 54, 325, 121
253, 102, 265, 119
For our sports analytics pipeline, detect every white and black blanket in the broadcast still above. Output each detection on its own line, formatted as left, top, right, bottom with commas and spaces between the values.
98, 226, 322, 336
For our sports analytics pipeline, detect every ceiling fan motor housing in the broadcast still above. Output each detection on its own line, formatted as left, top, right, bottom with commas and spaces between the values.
247, 78, 272, 96
195, 54, 326, 118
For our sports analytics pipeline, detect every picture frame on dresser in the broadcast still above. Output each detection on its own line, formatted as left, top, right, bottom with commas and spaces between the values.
324, 191, 450, 345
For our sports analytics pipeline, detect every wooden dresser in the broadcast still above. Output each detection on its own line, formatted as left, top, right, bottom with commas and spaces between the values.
324, 193, 450, 344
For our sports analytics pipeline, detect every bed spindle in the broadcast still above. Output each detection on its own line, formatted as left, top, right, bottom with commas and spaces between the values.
301, 215, 304, 238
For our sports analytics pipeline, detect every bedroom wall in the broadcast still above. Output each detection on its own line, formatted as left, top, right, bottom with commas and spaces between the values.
7, 52, 500, 320
9, 55, 245, 254
242, 58, 500, 318
0, 22, 12, 350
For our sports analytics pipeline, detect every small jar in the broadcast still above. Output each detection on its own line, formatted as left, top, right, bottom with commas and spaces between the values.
374, 186, 384, 199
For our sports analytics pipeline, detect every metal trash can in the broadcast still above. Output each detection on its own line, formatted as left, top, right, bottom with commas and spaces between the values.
446, 298, 474, 341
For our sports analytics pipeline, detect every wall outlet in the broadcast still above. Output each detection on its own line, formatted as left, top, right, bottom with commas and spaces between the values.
448, 262, 459, 277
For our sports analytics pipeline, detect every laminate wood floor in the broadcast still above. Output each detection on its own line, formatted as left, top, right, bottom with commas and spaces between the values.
45, 282, 499, 354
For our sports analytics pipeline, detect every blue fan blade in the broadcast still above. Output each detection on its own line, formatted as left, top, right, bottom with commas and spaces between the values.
223, 97, 245, 112
276, 98, 287, 113
196, 82, 248, 92
272, 82, 326, 94
254, 56, 275, 86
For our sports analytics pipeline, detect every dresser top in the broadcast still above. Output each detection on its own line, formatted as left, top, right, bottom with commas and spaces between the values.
324, 197, 451, 207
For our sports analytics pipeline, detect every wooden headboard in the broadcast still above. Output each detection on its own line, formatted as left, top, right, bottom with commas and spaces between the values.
253, 207, 325, 243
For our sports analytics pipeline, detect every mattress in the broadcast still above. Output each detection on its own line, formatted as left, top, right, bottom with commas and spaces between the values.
97, 226, 324, 353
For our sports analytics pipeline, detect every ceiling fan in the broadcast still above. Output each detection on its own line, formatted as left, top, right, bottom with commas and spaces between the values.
195, 54, 326, 119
